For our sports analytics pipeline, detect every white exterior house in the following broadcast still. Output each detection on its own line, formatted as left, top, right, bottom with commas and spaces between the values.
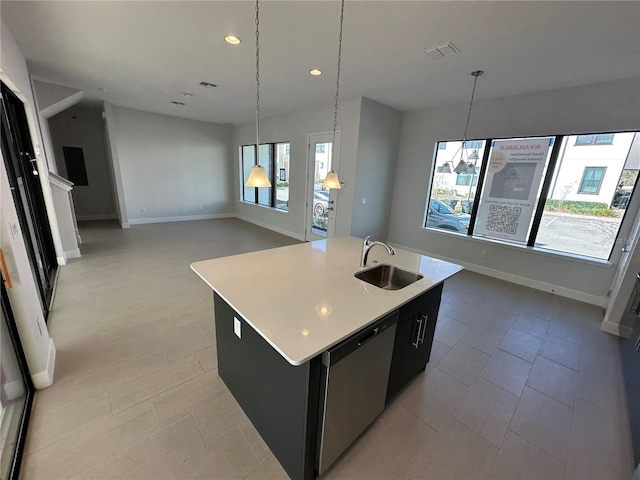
548, 132, 638, 206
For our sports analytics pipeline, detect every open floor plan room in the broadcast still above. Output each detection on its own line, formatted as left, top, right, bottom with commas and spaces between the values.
21, 219, 633, 479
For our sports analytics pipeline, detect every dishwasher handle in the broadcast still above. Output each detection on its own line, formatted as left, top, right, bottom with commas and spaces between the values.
358, 327, 379, 346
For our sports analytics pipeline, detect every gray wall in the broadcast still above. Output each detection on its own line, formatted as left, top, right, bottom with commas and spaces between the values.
111, 106, 233, 223
232, 97, 363, 239
388, 77, 640, 303
350, 97, 402, 240
48, 105, 117, 220
0, 18, 56, 386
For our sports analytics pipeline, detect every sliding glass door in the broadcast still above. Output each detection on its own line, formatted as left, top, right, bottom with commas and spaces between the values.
0, 282, 34, 480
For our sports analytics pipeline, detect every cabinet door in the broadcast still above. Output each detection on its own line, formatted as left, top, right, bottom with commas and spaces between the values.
386, 315, 415, 403
412, 299, 440, 375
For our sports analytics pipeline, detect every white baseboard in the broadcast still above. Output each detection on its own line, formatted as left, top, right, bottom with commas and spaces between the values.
76, 214, 118, 221
128, 213, 234, 225
31, 339, 56, 389
121, 223, 130, 229
394, 243, 607, 307
65, 248, 81, 259
233, 214, 305, 241
601, 319, 634, 338
56, 255, 67, 266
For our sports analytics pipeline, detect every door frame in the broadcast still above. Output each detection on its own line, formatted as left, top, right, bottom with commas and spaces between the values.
602, 188, 640, 336
1, 81, 59, 315
305, 132, 341, 242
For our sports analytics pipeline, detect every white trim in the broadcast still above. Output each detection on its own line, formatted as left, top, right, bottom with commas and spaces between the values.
394, 242, 607, 307
121, 223, 130, 229
65, 248, 81, 259
56, 255, 67, 266
128, 213, 234, 225
31, 339, 56, 389
3, 379, 25, 402
76, 214, 118, 221
39, 90, 83, 119
601, 319, 634, 337
48, 172, 74, 191
234, 214, 305, 241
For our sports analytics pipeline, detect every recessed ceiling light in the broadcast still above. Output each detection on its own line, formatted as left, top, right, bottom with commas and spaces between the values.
182, 92, 193, 98
309, 69, 322, 76
225, 35, 241, 45
171, 101, 186, 106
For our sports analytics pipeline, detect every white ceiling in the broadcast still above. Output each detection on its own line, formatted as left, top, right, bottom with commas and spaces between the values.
2, 1, 639, 126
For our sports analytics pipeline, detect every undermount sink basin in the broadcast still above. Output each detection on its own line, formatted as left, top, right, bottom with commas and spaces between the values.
355, 264, 423, 290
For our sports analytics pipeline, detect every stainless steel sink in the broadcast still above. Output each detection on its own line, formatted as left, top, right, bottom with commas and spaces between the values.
354, 264, 423, 290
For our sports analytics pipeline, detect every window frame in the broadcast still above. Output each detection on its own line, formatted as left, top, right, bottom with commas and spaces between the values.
424, 131, 637, 262
578, 167, 607, 195
240, 141, 290, 212
575, 133, 615, 146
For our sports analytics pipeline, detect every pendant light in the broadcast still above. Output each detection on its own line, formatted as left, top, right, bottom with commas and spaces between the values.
321, 0, 345, 190
454, 70, 483, 175
439, 162, 452, 174
245, 0, 271, 188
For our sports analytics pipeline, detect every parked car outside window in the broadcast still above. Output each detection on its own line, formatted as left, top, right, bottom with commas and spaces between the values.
314, 190, 329, 216
426, 198, 470, 233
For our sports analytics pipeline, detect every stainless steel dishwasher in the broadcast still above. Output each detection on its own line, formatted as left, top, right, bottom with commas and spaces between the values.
316, 310, 398, 475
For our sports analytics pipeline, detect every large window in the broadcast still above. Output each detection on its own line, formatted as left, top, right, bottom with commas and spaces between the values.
425, 131, 639, 260
241, 142, 290, 211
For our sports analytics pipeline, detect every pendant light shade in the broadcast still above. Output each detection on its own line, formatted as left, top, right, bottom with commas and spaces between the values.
245, 0, 271, 188
246, 164, 271, 187
454, 159, 469, 174
322, 171, 342, 189
440, 162, 452, 174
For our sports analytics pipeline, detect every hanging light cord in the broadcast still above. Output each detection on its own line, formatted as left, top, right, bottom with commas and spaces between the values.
255, 0, 260, 160
459, 70, 483, 165
332, 0, 345, 156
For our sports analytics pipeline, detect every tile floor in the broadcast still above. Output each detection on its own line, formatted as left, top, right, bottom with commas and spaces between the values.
22, 219, 634, 479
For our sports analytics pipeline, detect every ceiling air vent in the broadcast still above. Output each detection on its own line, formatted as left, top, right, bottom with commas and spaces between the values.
171, 101, 186, 106
199, 81, 218, 88
423, 42, 460, 59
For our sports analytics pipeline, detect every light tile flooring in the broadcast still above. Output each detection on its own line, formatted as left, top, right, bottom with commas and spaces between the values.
22, 219, 634, 479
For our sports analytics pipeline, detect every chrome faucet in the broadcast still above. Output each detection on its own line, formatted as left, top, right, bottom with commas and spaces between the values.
361, 235, 396, 267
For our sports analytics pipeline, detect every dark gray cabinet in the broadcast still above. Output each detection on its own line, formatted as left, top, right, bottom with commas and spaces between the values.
213, 293, 320, 480
386, 283, 443, 403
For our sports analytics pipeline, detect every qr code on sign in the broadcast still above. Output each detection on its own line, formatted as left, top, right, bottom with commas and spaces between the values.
486, 205, 522, 234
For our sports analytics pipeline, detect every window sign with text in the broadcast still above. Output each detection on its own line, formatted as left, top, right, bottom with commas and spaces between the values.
474, 137, 553, 242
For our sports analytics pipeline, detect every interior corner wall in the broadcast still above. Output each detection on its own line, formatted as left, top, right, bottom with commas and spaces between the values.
110, 106, 233, 224
388, 77, 640, 301
48, 105, 117, 220
232, 97, 363, 240
1, 18, 56, 387
350, 97, 402, 241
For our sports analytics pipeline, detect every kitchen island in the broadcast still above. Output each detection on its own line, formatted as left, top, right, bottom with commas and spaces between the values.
191, 236, 462, 479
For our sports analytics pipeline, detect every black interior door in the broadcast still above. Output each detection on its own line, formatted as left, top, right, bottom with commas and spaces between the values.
1, 82, 57, 316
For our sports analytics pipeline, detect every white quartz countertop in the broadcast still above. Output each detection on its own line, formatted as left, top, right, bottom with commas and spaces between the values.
190, 236, 462, 366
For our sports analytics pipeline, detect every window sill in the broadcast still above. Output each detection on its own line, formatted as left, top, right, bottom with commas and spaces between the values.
421, 226, 613, 268
240, 200, 289, 214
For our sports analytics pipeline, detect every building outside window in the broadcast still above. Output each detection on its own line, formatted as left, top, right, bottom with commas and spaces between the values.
425, 131, 639, 260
